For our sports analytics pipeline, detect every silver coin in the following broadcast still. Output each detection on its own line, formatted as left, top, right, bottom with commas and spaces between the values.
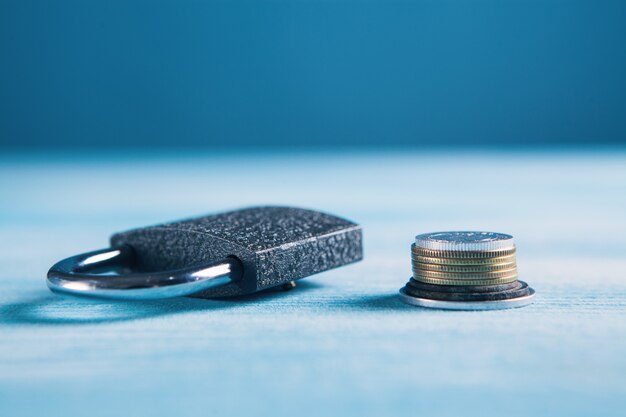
399, 287, 535, 310
415, 231, 515, 252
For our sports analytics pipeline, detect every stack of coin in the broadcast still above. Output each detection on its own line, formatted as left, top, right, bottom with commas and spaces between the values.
400, 232, 535, 310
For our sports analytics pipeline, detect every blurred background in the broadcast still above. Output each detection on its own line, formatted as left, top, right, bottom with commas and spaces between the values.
1, 0, 625, 150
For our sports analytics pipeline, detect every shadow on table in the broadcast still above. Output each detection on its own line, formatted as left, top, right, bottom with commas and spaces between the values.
350, 294, 418, 311
0, 281, 322, 326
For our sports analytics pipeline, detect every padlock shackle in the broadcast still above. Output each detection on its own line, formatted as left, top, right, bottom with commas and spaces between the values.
47, 245, 242, 300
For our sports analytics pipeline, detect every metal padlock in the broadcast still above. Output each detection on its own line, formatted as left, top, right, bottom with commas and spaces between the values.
47, 206, 363, 300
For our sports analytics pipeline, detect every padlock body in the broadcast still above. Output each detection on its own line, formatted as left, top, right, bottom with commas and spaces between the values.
110, 206, 363, 298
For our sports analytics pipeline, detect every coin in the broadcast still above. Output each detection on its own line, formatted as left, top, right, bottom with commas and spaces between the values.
412, 268, 518, 280
411, 275, 519, 286
411, 245, 516, 259
406, 279, 522, 293
411, 254, 517, 265
414, 231, 515, 252
411, 260, 516, 272
399, 287, 536, 310
401, 230, 535, 310
404, 280, 531, 302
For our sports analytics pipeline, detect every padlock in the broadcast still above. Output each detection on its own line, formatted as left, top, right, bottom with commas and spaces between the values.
47, 206, 363, 300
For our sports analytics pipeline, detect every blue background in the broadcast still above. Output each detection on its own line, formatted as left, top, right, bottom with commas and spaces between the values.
2, 0, 626, 149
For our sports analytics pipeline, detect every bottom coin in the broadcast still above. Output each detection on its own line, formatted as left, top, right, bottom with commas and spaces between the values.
399, 287, 535, 311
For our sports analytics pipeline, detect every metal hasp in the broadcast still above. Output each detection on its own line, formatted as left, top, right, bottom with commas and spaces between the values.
47, 206, 363, 300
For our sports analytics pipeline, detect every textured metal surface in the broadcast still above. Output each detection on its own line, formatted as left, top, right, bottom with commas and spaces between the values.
110, 206, 363, 298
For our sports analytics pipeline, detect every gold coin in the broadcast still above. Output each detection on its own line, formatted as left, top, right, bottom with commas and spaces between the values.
412, 268, 518, 280
411, 261, 516, 272
411, 275, 519, 286
411, 253, 517, 265
411, 245, 516, 259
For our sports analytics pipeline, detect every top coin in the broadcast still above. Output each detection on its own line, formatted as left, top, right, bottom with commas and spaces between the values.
414, 231, 515, 252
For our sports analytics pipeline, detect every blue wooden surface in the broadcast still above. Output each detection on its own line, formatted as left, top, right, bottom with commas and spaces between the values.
1, 150, 625, 416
